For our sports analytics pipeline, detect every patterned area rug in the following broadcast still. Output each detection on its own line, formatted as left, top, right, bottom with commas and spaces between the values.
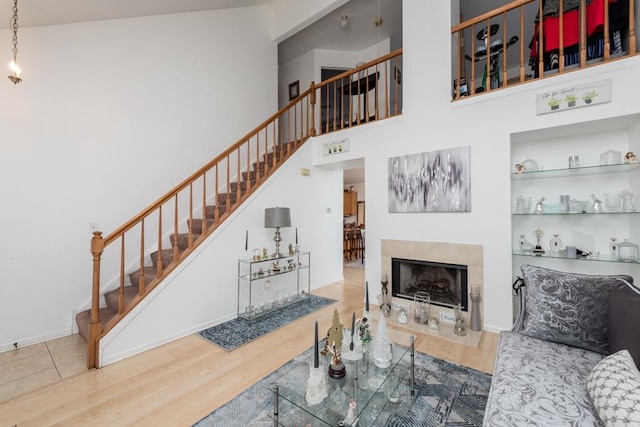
194, 345, 491, 426
197, 295, 336, 351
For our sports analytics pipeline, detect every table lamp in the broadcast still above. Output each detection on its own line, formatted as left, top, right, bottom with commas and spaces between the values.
264, 207, 291, 257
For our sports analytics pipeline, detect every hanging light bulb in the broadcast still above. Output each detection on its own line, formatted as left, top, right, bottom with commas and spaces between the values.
8, 0, 22, 84
340, 15, 349, 28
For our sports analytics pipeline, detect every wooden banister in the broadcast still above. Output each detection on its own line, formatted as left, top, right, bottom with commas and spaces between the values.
87, 50, 403, 368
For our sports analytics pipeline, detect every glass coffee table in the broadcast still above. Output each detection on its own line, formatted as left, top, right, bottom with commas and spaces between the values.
268, 332, 415, 426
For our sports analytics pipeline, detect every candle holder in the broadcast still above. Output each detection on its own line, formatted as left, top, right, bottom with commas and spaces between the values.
378, 276, 392, 317
305, 363, 328, 405
470, 290, 482, 331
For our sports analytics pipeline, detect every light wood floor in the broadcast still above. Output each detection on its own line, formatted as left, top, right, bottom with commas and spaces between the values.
0, 266, 497, 426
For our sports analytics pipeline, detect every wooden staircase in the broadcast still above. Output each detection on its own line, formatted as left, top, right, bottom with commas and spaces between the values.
74, 144, 292, 343
77, 50, 403, 369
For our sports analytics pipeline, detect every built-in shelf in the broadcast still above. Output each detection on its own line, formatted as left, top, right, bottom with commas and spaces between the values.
511, 163, 639, 180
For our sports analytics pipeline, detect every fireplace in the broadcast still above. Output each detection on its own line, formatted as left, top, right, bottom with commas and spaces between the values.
391, 258, 468, 311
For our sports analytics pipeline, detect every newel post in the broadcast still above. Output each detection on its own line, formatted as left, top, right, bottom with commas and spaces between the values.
309, 81, 316, 137
88, 231, 104, 369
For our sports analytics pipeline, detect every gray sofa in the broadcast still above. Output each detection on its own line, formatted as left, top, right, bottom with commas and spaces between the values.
483, 264, 640, 426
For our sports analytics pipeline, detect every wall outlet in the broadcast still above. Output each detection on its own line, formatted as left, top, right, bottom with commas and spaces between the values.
440, 312, 456, 323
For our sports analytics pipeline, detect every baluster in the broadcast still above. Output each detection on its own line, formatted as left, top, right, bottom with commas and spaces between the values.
225, 157, 230, 212
293, 101, 298, 149
119, 235, 125, 313
471, 24, 476, 95
237, 146, 242, 200
214, 167, 219, 222
189, 184, 194, 247
310, 81, 316, 136
520, 4, 525, 82
384, 60, 389, 118
324, 84, 329, 134
374, 63, 379, 120
538, 0, 545, 77
456, 23, 462, 98
580, 0, 586, 66
157, 205, 163, 276
173, 194, 179, 260
630, 0, 636, 54
604, 0, 610, 60
139, 219, 145, 294
485, 19, 491, 92
503, 12, 508, 87
201, 173, 207, 235
559, 0, 565, 72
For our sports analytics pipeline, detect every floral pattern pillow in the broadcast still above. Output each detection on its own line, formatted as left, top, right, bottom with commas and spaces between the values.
520, 264, 633, 354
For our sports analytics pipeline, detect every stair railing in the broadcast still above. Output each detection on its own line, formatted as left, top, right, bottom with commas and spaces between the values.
452, 0, 637, 99
86, 48, 403, 368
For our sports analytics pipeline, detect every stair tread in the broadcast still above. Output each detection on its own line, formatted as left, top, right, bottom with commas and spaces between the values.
104, 286, 139, 312
75, 307, 117, 342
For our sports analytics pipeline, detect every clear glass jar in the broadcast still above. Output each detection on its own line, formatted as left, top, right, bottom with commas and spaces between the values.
413, 291, 430, 324
617, 239, 639, 261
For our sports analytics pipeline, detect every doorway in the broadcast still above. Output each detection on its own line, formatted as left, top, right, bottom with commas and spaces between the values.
343, 167, 365, 267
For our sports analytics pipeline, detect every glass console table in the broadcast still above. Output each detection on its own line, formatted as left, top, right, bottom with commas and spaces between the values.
269, 333, 415, 426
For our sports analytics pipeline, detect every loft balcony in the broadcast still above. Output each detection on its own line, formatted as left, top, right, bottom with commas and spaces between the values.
452, 0, 638, 99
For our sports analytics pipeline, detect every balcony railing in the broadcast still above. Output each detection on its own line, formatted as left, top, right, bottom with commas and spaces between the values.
451, 0, 637, 99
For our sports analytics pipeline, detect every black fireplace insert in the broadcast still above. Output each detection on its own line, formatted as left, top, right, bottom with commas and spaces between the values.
391, 257, 468, 311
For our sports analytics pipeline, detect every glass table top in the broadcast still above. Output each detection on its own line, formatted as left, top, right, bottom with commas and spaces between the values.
268, 330, 415, 426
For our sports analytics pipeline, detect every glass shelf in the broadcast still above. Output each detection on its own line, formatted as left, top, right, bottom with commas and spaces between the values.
239, 264, 309, 281
512, 211, 640, 216
511, 163, 639, 180
512, 250, 640, 264
239, 250, 309, 264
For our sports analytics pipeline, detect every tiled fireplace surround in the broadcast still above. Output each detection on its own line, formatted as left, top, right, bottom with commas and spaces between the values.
377, 239, 484, 346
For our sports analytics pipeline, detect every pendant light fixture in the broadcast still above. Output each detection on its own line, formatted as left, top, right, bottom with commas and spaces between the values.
8, 0, 22, 84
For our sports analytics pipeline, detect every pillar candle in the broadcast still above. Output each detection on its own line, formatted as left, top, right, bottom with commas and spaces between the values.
351, 312, 355, 335
365, 281, 369, 311
314, 320, 319, 368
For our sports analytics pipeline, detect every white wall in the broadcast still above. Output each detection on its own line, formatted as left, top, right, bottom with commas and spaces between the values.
0, 7, 279, 353
310, 1, 640, 332
100, 142, 343, 365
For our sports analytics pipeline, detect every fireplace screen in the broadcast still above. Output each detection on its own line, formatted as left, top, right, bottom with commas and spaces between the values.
391, 258, 468, 311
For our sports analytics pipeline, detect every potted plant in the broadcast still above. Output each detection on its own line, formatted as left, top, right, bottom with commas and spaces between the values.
565, 93, 578, 107
582, 90, 599, 104
548, 97, 562, 110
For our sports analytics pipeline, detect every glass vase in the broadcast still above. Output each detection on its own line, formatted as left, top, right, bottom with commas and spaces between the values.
413, 291, 430, 324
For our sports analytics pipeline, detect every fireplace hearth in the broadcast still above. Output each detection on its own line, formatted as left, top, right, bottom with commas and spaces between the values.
391, 257, 468, 311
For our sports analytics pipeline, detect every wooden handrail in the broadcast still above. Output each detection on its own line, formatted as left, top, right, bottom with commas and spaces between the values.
452, 0, 638, 101
87, 50, 403, 368
451, 0, 535, 33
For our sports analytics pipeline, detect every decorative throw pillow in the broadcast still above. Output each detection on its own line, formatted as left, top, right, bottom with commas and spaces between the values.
587, 349, 640, 426
608, 279, 640, 369
520, 264, 633, 354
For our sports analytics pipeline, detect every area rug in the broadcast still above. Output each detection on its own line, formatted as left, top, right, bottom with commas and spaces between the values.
197, 295, 336, 351
194, 345, 491, 426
